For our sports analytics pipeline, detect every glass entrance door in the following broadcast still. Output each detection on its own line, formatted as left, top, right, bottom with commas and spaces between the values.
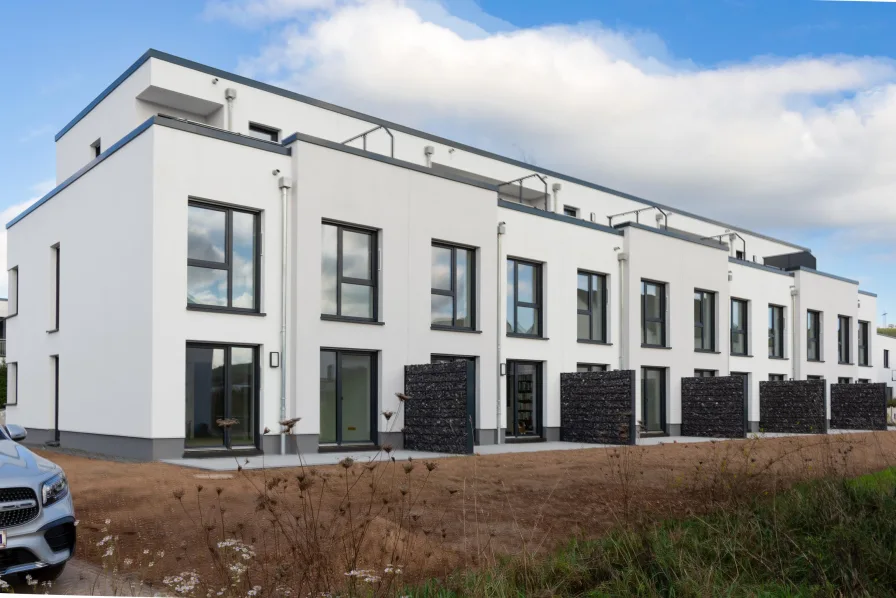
641, 367, 666, 434
185, 344, 257, 449
506, 361, 541, 437
320, 350, 376, 445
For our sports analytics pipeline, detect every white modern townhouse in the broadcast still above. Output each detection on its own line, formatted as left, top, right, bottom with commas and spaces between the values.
5, 49, 893, 460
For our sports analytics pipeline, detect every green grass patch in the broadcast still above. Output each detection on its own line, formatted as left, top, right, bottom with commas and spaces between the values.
408, 468, 896, 597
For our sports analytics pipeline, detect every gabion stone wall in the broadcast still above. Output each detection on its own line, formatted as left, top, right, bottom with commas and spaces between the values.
759, 380, 827, 434
831, 383, 888, 430
403, 361, 474, 454
681, 376, 746, 438
560, 370, 636, 445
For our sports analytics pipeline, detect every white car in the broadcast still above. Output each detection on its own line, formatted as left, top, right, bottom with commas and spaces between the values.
0, 424, 75, 581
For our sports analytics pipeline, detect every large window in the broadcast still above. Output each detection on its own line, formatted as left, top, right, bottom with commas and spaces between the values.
768, 305, 784, 358
187, 201, 259, 312
431, 243, 475, 330
185, 344, 258, 449
641, 280, 666, 347
321, 222, 378, 321
858, 321, 869, 366
807, 310, 821, 361
837, 316, 851, 364
731, 299, 748, 356
694, 290, 715, 351
578, 271, 607, 342
507, 259, 542, 336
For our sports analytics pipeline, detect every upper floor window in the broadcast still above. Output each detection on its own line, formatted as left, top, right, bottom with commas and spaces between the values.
807, 310, 821, 361
563, 206, 579, 218
321, 222, 377, 321
768, 305, 785, 358
507, 258, 542, 337
858, 320, 869, 366
731, 298, 748, 356
187, 201, 259, 312
90, 138, 101, 158
50, 244, 60, 332
641, 280, 666, 347
885, 349, 890, 368
694, 290, 715, 351
248, 123, 280, 143
431, 243, 475, 330
577, 271, 607, 342
837, 315, 850, 364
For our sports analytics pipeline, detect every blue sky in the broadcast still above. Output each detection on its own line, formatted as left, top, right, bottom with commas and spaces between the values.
1, 0, 895, 319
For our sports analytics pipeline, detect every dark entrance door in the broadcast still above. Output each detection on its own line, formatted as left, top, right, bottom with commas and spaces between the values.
320, 350, 376, 446
641, 367, 666, 434
506, 361, 542, 438
185, 344, 258, 450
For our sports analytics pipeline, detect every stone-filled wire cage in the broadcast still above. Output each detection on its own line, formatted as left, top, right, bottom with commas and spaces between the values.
759, 379, 827, 434
403, 360, 475, 454
830, 382, 888, 431
560, 370, 636, 445
681, 376, 746, 439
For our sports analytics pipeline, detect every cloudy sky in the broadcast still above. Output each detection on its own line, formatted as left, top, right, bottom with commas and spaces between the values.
1, 0, 896, 319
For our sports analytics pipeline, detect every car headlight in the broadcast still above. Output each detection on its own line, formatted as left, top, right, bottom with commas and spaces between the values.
41, 472, 69, 506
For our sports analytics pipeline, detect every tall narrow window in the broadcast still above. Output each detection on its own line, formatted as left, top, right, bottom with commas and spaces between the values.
731, 298, 748, 356
807, 310, 821, 361
858, 321, 869, 366
507, 259, 542, 336
431, 243, 475, 329
885, 349, 890, 368
321, 222, 378, 321
578, 271, 607, 342
7, 267, 17, 317
641, 280, 666, 347
50, 244, 60, 332
187, 201, 260, 312
90, 138, 101, 158
837, 315, 850, 364
694, 290, 715, 351
768, 305, 784, 358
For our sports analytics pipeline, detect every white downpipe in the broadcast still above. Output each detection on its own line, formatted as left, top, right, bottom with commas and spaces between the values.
791, 286, 799, 381
616, 248, 628, 370
225, 88, 237, 131
279, 176, 292, 454
496, 222, 506, 445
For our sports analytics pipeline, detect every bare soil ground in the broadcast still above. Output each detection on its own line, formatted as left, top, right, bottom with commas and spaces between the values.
40, 431, 896, 592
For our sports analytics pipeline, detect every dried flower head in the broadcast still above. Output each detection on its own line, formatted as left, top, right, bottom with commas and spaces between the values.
424, 461, 438, 472
382, 443, 394, 454
339, 457, 354, 469
216, 418, 239, 429
382, 410, 395, 421
279, 417, 302, 432
403, 462, 415, 474
395, 392, 411, 402
172, 488, 185, 500
263, 427, 271, 435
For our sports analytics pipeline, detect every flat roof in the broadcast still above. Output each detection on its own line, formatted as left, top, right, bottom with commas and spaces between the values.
53, 49, 810, 253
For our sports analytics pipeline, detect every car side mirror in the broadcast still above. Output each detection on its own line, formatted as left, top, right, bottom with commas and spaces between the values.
5, 425, 27, 442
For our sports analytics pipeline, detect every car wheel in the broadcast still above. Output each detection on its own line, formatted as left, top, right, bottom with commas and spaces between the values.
31, 562, 66, 582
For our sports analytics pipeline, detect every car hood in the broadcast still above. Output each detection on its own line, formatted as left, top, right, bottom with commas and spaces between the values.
0, 440, 60, 480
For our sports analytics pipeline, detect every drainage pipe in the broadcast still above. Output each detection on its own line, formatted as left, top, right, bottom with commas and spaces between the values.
616, 248, 628, 370
790, 286, 799, 381
225, 88, 237, 131
496, 222, 506, 445
279, 176, 293, 454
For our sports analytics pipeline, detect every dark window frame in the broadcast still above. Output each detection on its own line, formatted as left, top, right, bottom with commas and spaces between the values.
694, 369, 716, 377
577, 270, 608, 343
858, 320, 869, 366
321, 221, 379, 322
768, 304, 785, 358
641, 280, 667, 347
838, 377, 851, 385
185, 341, 261, 451
694, 289, 715, 352
837, 315, 851, 364
506, 360, 543, 437
49, 244, 60, 332
885, 349, 890, 369
769, 374, 785, 381
431, 242, 476, 330
807, 310, 822, 361
7, 266, 18, 318
320, 349, 378, 446
563, 206, 579, 218
187, 200, 262, 314
90, 138, 101, 158
577, 363, 608, 373
248, 122, 280, 142
641, 366, 667, 434
507, 258, 543, 337
807, 375, 823, 381
52, 355, 59, 443
731, 298, 749, 356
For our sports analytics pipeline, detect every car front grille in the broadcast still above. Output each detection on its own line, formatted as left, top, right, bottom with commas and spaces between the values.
44, 521, 76, 553
0, 487, 40, 528
0, 548, 38, 573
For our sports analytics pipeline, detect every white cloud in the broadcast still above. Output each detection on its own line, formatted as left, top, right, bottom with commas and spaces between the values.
0, 180, 54, 297
219, 0, 896, 239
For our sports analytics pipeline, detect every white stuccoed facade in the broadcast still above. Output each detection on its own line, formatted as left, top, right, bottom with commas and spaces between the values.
5, 50, 892, 459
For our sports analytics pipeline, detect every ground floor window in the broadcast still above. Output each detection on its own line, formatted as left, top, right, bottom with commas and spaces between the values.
320, 350, 376, 445
506, 361, 541, 437
694, 369, 716, 377
577, 363, 607, 373
185, 343, 257, 449
641, 367, 666, 434
837, 377, 851, 384
769, 374, 786, 381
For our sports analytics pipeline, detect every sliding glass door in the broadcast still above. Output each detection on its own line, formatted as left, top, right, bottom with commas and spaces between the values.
320, 350, 376, 445
185, 344, 258, 449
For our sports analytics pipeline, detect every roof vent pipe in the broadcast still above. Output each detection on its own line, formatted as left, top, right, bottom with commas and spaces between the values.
551, 183, 562, 214
224, 88, 237, 131
424, 146, 434, 167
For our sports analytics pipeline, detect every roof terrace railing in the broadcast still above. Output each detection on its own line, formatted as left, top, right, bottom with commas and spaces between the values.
342, 125, 395, 158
